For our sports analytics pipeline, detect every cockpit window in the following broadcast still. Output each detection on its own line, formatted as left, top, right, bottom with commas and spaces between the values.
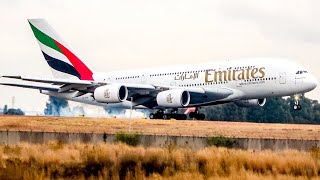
296, 70, 308, 74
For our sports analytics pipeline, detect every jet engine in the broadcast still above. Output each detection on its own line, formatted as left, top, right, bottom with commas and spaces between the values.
94, 84, 128, 103
235, 98, 266, 107
156, 89, 190, 108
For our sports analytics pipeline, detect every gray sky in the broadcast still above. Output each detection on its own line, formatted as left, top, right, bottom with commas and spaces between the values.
0, 0, 320, 112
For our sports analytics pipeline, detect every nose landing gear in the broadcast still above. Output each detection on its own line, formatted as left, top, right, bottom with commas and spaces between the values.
293, 101, 302, 110
293, 95, 302, 110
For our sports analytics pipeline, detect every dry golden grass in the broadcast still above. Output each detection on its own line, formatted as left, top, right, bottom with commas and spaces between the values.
0, 115, 320, 139
0, 142, 320, 179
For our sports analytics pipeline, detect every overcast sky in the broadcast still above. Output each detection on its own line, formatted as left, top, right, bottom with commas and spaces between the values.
0, 0, 319, 112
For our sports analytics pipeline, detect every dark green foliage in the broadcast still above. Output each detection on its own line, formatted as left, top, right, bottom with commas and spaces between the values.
203, 95, 320, 124
289, 96, 316, 123
5, 108, 25, 115
207, 136, 234, 148
115, 132, 140, 146
44, 96, 69, 116
3, 105, 8, 114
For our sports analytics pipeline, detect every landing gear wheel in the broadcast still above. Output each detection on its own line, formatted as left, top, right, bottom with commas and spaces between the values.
294, 105, 301, 110
149, 113, 155, 119
293, 104, 302, 110
189, 112, 196, 119
181, 114, 187, 120
297, 105, 301, 110
293, 101, 302, 111
151, 109, 188, 120
189, 108, 205, 120
176, 114, 187, 120
163, 114, 170, 120
149, 110, 165, 119
196, 114, 205, 120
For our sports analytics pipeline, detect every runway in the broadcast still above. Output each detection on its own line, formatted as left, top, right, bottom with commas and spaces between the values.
0, 115, 319, 140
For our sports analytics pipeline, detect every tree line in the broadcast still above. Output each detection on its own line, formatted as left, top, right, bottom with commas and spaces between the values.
202, 95, 320, 124
44, 95, 320, 124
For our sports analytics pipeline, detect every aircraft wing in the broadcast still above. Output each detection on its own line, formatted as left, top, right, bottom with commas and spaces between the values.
0, 82, 60, 91
1, 76, 156, 92
2, 76, 94, 85
0, 76, 236, 107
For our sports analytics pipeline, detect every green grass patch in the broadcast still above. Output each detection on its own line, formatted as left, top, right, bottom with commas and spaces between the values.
206, 135, 234, 148
115, 132, 140, 146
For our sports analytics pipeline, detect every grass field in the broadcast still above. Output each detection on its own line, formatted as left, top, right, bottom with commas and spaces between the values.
0, 115, 319, 139
0, 141, 320, 179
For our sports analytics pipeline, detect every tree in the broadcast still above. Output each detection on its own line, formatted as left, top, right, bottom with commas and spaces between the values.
249, 97, 292, 123
202, 96, 319, 124
44, 96, 70, 116
313, 100, 320, 123
289, 95, 316, 124
5, 108, 24, 115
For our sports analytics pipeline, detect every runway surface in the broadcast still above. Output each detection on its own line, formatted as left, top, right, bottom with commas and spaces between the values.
0, 115, 319, 139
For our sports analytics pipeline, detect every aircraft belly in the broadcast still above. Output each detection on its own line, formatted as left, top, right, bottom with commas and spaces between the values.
188, 88, 234, 105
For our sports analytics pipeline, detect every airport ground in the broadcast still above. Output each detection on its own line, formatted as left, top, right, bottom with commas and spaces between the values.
1, 116, 320, 179
0, 115, 319, 139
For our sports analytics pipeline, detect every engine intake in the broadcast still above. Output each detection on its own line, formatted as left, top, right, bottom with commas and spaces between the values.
156, 89, 190, 108
235, 98, 266, 107
94, 84, 128, 103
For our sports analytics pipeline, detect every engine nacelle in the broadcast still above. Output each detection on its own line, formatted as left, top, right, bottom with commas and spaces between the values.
94, 84, 128, 103
156, 89, 190, 108
235, 98, 266, 107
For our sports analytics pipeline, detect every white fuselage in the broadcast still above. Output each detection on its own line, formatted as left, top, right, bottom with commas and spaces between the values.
42, 58, 318, 109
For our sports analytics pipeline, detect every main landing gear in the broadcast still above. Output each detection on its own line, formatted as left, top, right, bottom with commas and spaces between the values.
189, 108, 205, 120
293, 94, 302, 110
149, 109, 187, 120
149, 108, 206, 120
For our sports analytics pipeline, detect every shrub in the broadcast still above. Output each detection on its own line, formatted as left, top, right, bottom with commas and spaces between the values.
310, 146, 320, 159
115, 132, 140, 146
206, 135, 234, 148
5, 108, 25, 115
0, 143, 319, 179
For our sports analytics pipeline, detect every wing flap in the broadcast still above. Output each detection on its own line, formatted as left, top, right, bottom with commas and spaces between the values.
1, 76, 156, 90
1, 75, 156, 95
2, 75, 93, 85
0, 82, 59, 91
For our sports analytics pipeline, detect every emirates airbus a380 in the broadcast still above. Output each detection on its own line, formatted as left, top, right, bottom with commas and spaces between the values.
0, 19, 318, 120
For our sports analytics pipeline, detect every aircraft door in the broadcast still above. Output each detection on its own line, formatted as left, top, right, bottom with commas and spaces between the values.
170, 82, 177, 86
106, 75, 114, 82
141, 73, 147, 83
279, 72, 286, 84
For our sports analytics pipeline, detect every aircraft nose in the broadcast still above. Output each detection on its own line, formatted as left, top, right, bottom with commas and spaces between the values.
306, 75, 318, 90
